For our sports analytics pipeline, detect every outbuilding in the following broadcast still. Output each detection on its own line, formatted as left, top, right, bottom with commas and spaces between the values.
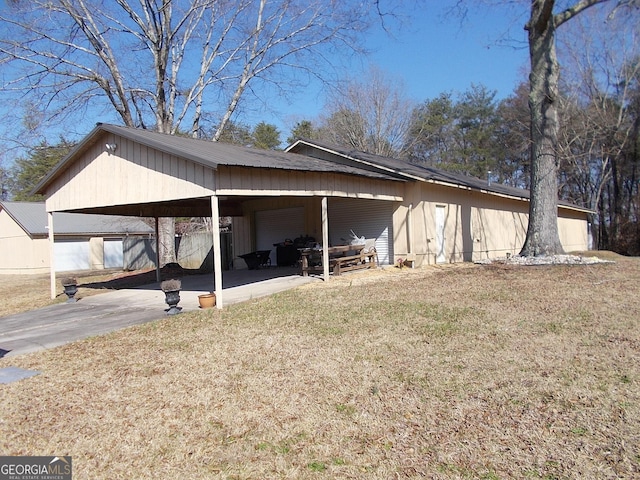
0, 201, 153, 274
34, 123, 591, 307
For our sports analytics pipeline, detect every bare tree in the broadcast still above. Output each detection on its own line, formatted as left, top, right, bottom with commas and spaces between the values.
0, 0, 378, 264
556, 7, 640, 250
317, 66, 416, 157
520, 0, 638, 256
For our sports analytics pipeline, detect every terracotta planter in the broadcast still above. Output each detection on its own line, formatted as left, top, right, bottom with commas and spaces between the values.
198, 293, 216, 309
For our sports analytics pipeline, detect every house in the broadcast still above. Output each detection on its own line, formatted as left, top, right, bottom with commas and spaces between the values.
286, 139, 591, 264
34, 123, 591, 307
0, 201, 153, 274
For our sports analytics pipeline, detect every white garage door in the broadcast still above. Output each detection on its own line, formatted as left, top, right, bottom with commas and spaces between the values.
255, 207, 305, 266
329, 198, 394, 265
54, 240, 90, 272
104, 239, 124, 268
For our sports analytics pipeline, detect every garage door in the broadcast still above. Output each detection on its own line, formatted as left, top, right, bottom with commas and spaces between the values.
329, 198, 394, 265
255, 207, 305, 266
104, 239, 124, 268
54, 240, 90, 272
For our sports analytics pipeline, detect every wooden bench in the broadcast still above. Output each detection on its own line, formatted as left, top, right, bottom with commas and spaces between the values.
331, 249, 377, 276
300, 244, 377, 276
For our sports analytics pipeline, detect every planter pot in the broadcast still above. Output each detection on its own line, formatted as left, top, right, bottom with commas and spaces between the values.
198, 293, 216, 309
164, 290, 182, 315
62, 284, 78, 303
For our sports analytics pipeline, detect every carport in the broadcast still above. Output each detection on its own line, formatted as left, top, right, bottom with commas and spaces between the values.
35, 124, 404, 308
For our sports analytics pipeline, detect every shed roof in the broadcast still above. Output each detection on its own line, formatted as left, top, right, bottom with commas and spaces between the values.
287, 139, 593, 213
0, 201, 154, 237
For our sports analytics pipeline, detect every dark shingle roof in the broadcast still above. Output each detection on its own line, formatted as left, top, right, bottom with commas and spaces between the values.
0, 201, 154, 237
287, 139, 591, 212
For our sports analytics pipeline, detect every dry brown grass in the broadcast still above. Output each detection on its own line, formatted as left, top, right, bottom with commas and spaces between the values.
1, 255, 639, 479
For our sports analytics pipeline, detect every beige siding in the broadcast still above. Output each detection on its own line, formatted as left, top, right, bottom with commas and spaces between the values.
216, 166, 403, 201
393, 183, 590, 266
89, 237, 105, 270
0, 210, 50, 274
558, 211, 589, 253
45, 133, 216, 212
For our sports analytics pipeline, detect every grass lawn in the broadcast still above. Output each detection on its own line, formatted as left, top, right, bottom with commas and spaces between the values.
1, 254, 639, 479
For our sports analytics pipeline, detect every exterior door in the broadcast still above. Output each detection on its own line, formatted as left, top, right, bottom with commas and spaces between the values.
435, 205, 446, 264
104, 239, 124, 268
54, 239, 90, 272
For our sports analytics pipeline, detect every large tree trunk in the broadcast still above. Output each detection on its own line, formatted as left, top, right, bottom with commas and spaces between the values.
520, 0, 565, 256
158, 217, 177, 266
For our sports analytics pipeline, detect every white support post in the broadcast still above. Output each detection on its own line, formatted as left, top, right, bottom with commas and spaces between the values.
321, 196, 329, 281
48, 212, 56, 299
211, 195, 223, 309
408, 203, 415, 268
154, 217, 161, 282
408, 203, 414, 255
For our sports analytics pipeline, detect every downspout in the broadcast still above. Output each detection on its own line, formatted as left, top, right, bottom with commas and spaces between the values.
408, 203, 414, 256
211, 194, 223, 309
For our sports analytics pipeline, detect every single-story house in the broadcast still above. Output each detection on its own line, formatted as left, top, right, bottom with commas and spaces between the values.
34, 123, 591, 307
0, 201, 153, 274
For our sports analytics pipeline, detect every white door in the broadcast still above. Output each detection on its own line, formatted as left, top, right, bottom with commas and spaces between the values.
255, 207, 305, 266
104, 239, 124, 268
435, 205, 446, 264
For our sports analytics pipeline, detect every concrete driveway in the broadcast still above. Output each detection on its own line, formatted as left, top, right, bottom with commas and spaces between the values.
0, 267, 317, 358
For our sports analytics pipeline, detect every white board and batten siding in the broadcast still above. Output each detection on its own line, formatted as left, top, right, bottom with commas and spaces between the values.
255, 207, 305, 266
328, 198, 394, 265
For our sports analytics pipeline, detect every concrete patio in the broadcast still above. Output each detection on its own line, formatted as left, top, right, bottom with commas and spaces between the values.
0, 267, 319, 358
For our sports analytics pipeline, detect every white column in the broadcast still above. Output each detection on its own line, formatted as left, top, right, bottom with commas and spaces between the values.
48, 212, 56, 299
211, 195, 223, 309
321, 196, 329, 281
154, 217, 161, 282
408, 202, 414, 254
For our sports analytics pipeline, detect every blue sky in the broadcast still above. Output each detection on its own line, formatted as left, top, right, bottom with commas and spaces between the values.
0, 1, 533, 149
254, 2, 532, 136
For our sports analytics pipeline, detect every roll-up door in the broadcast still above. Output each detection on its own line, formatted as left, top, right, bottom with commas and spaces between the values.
255, 207, 305, 266
328, 198, 394, 265
54, 240, 90, 272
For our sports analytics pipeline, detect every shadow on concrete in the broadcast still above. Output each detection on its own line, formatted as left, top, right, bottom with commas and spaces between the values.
80, 265, 302, 292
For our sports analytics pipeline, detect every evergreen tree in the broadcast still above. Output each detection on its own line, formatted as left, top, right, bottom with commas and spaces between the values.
287, 120, 316, 144
10, 139, 74, 201
252, 122, 281, 150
